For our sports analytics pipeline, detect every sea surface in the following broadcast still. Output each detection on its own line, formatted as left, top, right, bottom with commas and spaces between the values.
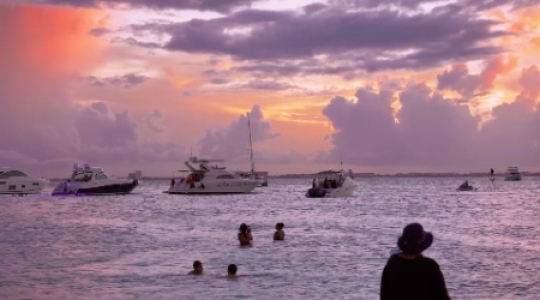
1, 176, 539, 300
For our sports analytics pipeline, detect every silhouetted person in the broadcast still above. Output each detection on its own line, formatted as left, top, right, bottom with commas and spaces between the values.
227, 264, 237, 276
274, 222, 285, 241
238, 223, 253, 246
380, 223, 451, 300
187, 260, 203, 275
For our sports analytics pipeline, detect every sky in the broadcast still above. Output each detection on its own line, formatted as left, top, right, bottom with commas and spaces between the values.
1, 0, 539, 178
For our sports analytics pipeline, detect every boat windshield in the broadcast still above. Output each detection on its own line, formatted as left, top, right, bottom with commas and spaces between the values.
95, 172, 109, 180
0, 170, 28, 179
71, 171, 92, 182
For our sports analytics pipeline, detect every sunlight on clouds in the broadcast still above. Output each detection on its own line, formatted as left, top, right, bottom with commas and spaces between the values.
223, 26, 254, 36
164, 68, 206, 91
252, 0, 328, 11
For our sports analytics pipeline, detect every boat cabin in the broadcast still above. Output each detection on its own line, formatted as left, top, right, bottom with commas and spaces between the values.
70, 164, 108, 182
0, 169, 29, 179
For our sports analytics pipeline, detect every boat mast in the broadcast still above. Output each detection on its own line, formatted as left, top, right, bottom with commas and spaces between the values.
248, 113, 255, 174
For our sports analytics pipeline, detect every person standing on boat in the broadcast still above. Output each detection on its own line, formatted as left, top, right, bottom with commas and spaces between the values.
380, 223, 451, 300
490, 168, 494, 181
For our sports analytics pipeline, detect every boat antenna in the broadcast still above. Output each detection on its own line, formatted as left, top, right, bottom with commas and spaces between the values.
247, 113, 255, 174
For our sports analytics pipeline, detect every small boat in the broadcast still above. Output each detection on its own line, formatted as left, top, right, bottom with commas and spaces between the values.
504, 167, 522, 181
457, 180, 474, 191
0, 168, 48, 195
306, 169, 358, 198
166, 157, 259, 194
52, 163, 138, 195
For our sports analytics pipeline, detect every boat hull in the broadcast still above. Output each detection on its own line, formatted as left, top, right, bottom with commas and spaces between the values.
52, 179, 138, 195
0, 178, 48, 195
504, 174, 522, 181
167, 181, 258, 194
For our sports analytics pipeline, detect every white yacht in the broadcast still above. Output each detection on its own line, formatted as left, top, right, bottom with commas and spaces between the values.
0, 168, 48, 195
504, 167, 522, 181
166, 157, 259, 194
305, 169, 358, 198
51, 163, 139, 195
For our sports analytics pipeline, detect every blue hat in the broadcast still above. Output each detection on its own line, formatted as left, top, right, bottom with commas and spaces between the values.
397, 223, 433, 254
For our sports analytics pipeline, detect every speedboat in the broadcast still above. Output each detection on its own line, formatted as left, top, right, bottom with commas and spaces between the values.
457, 180, 474, 191
305, 169, 358, 198
52, 163, 138, 195
166, 157, 259, 194
504, 167, 522, 181
0, 168, 48, 195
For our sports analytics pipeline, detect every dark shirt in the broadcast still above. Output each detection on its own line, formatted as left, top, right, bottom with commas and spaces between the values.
381, 254, 451, 300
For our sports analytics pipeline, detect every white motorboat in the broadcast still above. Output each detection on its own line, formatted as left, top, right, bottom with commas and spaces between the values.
52, 163, 138, 195
0, 168, 48, 195
305, 169, 358, 198
166, 157, 259, 194
504, 167, 522, 181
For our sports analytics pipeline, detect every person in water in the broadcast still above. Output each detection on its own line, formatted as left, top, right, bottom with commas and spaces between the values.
274, 222, 285, 241
187, 260, 203, 275
227, 264, 237, 276
238, 223, 253, 246
380, 223, 451, 300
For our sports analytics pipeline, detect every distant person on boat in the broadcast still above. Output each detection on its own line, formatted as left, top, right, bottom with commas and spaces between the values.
171, 178, 176, 187
188, 260, 203, 275
490, 168, 494, 181
274, 222, 285, 241
238, 223, 253, 246
380, 223, 451, 300
227, 264, 238, 277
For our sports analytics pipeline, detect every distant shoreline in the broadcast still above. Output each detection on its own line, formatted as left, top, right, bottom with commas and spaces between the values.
46, 172, 539, 181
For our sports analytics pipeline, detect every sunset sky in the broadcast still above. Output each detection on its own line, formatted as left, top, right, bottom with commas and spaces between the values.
1, 0, 539, 177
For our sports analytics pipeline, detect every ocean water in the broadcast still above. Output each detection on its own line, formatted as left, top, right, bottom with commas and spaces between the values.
1, 176, 539, 300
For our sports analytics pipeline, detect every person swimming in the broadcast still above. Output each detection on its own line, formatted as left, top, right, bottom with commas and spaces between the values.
238, 223, 253, 246
227, 264, 237, 277
187, 260, 203, 275
273, 222, 285, 241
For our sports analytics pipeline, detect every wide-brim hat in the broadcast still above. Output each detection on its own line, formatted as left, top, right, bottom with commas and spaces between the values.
397, 223, 433, 254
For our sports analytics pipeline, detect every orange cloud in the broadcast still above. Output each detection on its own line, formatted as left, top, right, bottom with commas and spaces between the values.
1, 4, 107, 74
479, 55, 518, 91
509, 7, 540, 33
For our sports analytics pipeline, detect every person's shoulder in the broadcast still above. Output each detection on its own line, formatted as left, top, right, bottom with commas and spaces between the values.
419, 256, 441, 268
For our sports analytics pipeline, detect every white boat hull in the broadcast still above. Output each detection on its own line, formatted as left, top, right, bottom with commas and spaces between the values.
504, 174, 522, 181
0, 178, 48, 195
167, 180, 258, 194
306, 175, 358, 198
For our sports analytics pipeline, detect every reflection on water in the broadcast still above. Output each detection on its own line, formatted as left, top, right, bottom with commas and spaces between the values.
1, 177, 539, 299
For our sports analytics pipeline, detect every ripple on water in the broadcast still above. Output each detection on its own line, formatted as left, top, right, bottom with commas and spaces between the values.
0, 177, 539, 299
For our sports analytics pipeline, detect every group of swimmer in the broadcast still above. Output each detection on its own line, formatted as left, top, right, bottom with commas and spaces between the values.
186, 221, 451, 299
187, 222, 285, 277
